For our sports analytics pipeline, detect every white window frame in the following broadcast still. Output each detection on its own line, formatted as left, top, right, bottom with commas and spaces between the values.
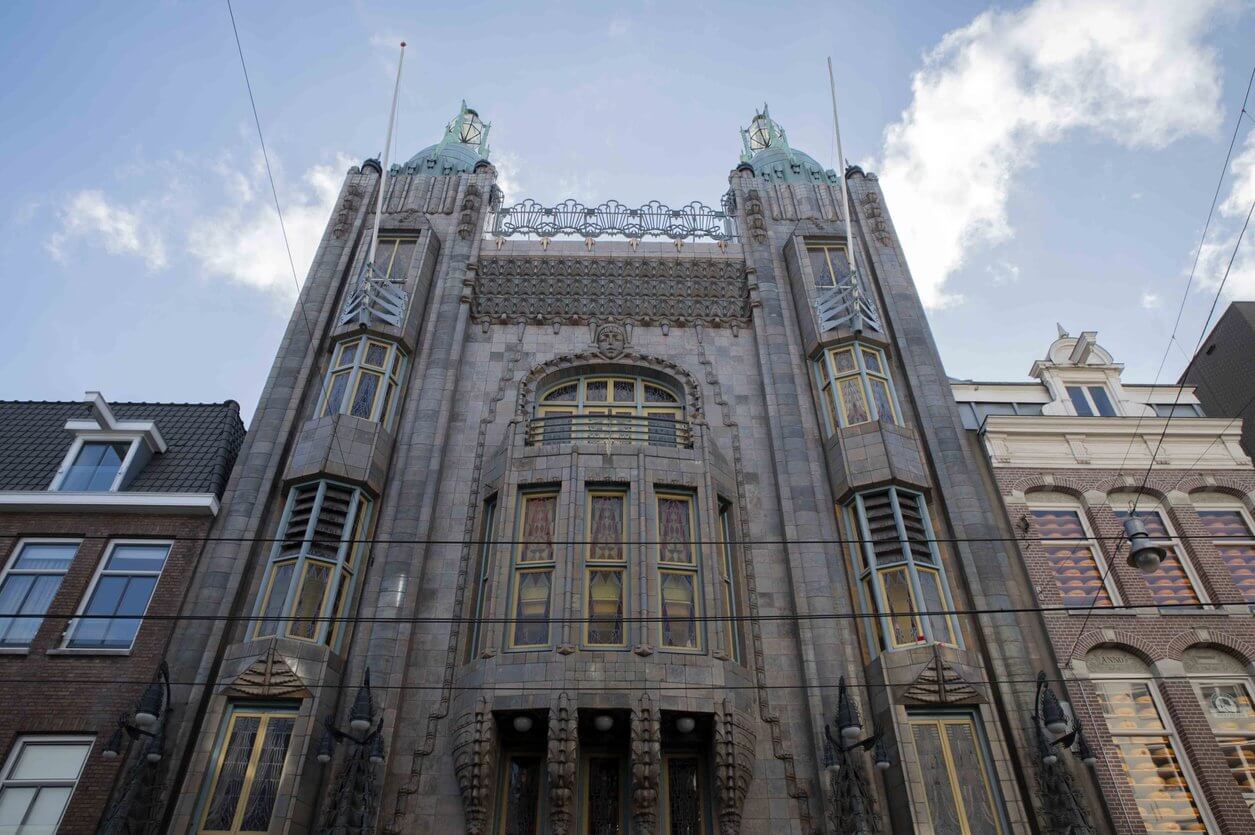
0, 539, 80, 650
1108, 495, 1210, 608
0, 735, 93, 834
1062, 382, 1120, 417
1192, 496, 1255, 606
1027, 496, 1123, 609
49, 434, 141, 493
1189, 676, 1255, 814
1091, 667, 1220, 833
62, 539, 172, 653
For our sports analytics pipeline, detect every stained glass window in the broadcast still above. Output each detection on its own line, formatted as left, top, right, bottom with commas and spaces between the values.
664, 755, 704, 835
1031, 507, 1113, 608
846, 488, 960, 653
909, 714, 1005, 835
1197, 507, 1255, 603
1114, 508, 1202, 607
1097, 681, 1207, 832
535, 375, 685, 447
253, 482, 371, 649
501, 755, 542, 835
0, 737, 91, 835
375, 234, 418, 283
657, 494, 700, 651
589, 494, 625, 562
318, 337, 407, 427
0, 541, 77, 647
661, 572, 697, 650
807, 243, 851, 289
658, 497, 693, 565
511, 493, 558, 648
814, 343, 900, 433
200, 709, 296, 834
586, 491, 627, 647
585, 756, 624, 834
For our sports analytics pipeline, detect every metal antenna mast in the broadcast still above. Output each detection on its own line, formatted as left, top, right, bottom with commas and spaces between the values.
826, 56, 865, 317
368, 42, 407, 271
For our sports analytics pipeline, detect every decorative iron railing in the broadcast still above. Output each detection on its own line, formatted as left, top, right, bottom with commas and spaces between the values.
816, 271, 883, 334
340, 262, 407, 327
525, 414, 694, 448
491, 198, 736, 242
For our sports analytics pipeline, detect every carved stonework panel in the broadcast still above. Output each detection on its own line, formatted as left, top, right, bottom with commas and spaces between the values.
333, 184, 365, 239
713, 699, 755, 835
223, 647, 310, 699
452, 699, 497, 835
547, 693, 578, 835
630, 694, 661, 835
593, 322, 630, 358
458, 184, 482, 240
902, 647, 982, 705
472, 255, 749, 326
743, 189, 768, 244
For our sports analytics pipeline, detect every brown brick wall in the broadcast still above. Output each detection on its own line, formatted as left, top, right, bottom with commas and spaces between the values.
995, 466, 1255, 834
0, 511, 212, 834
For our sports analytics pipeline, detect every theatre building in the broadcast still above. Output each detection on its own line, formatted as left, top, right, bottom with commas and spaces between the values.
955, 328, 1255, 833
154, 103, 1103, 834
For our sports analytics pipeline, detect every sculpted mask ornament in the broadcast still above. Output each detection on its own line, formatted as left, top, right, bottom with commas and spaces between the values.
594, 323, 628, 359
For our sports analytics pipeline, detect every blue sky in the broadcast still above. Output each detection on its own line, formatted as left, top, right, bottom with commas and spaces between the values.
1, 1, 1252, 421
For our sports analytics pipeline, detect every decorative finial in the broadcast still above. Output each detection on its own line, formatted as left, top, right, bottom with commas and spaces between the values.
1056, 322, 1069, 339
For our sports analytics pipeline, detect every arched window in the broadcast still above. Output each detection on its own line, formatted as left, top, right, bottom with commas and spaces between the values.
843, 487, 960, 653
1085, 647, 1213, 831
1183, 647, 1255, 814
530, 373, 688, 447
1027, 494, 1119, 609
1193, 495, 1255, 603
1109, 493, 1206, 608
813, 343, 901, 433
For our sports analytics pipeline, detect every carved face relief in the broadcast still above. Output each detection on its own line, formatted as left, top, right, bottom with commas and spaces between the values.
595, 324, 627, 359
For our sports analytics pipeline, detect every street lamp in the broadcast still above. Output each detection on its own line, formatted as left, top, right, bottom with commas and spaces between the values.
1123, 516, 1165, 574
318, 669, 386, 766
97, 662, 172, 835
1033, 671, 1095, 768
836, 676, 863, 742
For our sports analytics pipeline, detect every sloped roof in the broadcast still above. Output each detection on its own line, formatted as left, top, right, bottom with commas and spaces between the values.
0, 400, 244, 496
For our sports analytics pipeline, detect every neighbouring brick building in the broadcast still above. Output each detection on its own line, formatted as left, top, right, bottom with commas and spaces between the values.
1182, 300, 1255, 460
0, 393, 243, 833
146, 102, 1109, 834
955, 328, 1255, 833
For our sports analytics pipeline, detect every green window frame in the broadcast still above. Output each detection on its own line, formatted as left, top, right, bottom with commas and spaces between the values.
844, 487, 960, 654
813, 343, 901, 432
252, 481, 372, 650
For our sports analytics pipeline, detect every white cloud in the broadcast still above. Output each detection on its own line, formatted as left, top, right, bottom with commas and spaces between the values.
1140, 290, 1161, 309
879, 0, 1226, 308
1197, 131, 1255, 300
47, 190, 167, 270
493, 149, 523, 205
187, 153, 352, 298
987, 260, 1020, 285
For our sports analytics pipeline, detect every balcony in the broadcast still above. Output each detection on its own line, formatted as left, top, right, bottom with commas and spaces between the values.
524, 414, 694, 449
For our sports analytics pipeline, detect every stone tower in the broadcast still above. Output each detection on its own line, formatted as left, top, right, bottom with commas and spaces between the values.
157, 102, 1080, 834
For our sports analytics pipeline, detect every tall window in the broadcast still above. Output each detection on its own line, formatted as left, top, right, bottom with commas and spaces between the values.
908, 714, 1006, 834
1196, 502, 1255, 603
55, 440, 134, 491
813, 343, 900, 432
253, 481, 371, 649
533, 374, 686, 447
807, 242, 851, 288
585, 490, 627, 647
1065, 384, 1118, 417
582, 754, 627, 832
375, 233, 418, 283
499, 753, 543, 835
1095, 676, 1209, 832
657, 493, 700, 651
845, 488, 959, 652
467, 496, 497, 661
318, 337, 407, 428
662, 753, 706, 835
66, 542, 170, 650
510, 492, 558, 648
0, 541, 77, 648
1111, 501, 1204, 607
1029, 503, 1116, 608
199, 706, 296, 834
0, 737, 92, 834
1194, 678, 1255, 812
716, 501, 744, 665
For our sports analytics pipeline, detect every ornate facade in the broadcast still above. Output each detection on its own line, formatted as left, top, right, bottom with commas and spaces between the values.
156, 102, 1091, 833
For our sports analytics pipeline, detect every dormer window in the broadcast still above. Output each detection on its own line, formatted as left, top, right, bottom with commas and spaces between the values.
49, 393, 165, 493
1065, 384, 1118, 417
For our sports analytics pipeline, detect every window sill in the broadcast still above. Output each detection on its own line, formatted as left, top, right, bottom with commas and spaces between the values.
46, 647, 133, 657
0, 647, 31, 656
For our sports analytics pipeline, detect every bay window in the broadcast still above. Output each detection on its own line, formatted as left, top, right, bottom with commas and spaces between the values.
253, 481, 371, 649
318, 337, 407, 428
509, 492, 558, 648
844, 487, 959, 653
657, 493, 700, 651
813, 343, 900, 432
198, 706, 296, 834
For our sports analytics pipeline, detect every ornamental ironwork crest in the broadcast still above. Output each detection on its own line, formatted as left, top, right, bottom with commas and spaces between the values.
491, 198, 736, 242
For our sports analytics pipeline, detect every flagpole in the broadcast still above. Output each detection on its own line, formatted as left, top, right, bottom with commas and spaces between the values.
826, 57, 857, 272
368, 41, 406, 271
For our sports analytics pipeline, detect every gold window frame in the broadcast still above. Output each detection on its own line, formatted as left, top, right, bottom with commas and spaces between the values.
375, 233, 419, 283
495, 751, 545, 835
660, 753, 707, 833
579, 753, 629, 832
198, 707, 297, 835
509, 492, 558, 649
806, 242, 850, 289
814, 344, 901, 433
584, 490, 628, 648
656, 491, 701, 653
907, 714, 1006, 835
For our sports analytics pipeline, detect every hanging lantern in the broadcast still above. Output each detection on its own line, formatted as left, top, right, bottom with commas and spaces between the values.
873, 733, 892, 771
144, 726, 165, 764
1123, 516, 1165, 574
1076, 730, 1097, 767
512, 715, 534, 733
593, 715, 614, 733
675, 716, 696, 735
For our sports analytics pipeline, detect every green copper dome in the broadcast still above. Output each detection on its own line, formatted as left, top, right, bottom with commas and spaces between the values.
404, 100, 491, 175
739, 104, 838, 185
